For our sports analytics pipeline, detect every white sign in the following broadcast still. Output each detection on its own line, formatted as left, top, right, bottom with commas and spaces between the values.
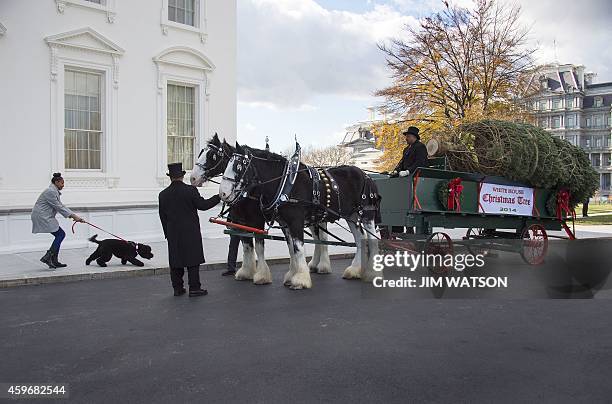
478, 183, 534, 216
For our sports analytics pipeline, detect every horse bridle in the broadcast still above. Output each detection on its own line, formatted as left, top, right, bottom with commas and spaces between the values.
222, 150, 301, 210
195, 143, 229, 183
222, 151, 256, 205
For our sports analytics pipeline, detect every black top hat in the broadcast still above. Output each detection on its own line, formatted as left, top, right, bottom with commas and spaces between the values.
166, 162, 186, 178
402, 126, 420, 140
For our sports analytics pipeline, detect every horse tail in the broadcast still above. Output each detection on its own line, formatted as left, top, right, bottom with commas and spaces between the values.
88, 234, 100, 244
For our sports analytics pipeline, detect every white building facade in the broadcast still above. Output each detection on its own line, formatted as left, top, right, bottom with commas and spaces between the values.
339, 107, 384, 172
0, 0, 236, 253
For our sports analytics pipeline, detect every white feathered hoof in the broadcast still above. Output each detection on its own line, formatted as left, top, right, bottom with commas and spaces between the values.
253, 269, 272, 285
289, 272, 312, 290
342, 265, 362, 280
316, 262, 332, 274
283, 270, 293, 286
234, 267, 254, 281
308, 261, 318, 273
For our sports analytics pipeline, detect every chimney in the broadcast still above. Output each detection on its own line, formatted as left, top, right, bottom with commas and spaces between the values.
366, 106, 375, 121
585, 72, 597, 86
575, 65, 585, 89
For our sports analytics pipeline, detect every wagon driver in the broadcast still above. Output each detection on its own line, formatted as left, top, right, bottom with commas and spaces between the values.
389, 126, 428, 235
390, 126, 428, 178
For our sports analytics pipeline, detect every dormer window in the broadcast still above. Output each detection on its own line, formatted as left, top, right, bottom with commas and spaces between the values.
595, 97, 603, 108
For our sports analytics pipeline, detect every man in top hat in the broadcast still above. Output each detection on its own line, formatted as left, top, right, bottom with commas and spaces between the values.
159, 162, 221, 297
388, 126, 427, 236
390, 126, 428, 178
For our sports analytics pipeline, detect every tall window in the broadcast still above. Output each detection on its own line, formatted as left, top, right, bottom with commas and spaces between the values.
167, 83, 195, 168
551, 116, 561, 129
602, 174, 611, 191
539, 100, 547, 110
594, 115, 603, 128
553, 99, 561, 110
64, 69, 102, 170
168, 0, 195, 26
567, 115, 574, 128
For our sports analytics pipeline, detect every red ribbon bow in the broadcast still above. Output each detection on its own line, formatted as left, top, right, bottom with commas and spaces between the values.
447, 178, 463, 212
556, 188, 576, 220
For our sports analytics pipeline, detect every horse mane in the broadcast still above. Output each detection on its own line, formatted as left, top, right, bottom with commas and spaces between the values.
245, 146, 287, 162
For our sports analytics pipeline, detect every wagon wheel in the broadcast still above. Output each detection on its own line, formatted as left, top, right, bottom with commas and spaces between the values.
520, 224, 548, 266
424, 232, 454, 275
464, 228, 491, 257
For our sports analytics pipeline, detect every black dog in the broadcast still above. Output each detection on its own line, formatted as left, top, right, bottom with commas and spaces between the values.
86, 234, 154, 267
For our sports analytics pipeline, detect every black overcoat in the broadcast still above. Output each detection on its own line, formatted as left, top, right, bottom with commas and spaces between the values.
394, 140, 428, 173
158, 181, 220, 268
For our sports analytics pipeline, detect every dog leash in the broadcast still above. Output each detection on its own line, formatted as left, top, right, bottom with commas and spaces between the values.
72, 220, 129, 243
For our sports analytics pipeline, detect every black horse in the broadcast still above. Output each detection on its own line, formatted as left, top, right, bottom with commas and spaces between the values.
190, 134, 272, 284
219, 142, 381, 289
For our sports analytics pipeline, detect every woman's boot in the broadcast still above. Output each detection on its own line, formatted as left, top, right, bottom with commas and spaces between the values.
40, 250, 56, 269
50, 252, 67, 268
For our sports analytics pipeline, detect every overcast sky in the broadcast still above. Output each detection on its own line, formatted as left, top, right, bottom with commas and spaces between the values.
236, 0, 612, 151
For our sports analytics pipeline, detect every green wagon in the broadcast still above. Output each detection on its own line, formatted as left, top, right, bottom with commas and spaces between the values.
371, 167, 577, 266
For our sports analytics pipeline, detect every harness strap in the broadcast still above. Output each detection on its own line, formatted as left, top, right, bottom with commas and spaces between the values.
262, 143, 301, 212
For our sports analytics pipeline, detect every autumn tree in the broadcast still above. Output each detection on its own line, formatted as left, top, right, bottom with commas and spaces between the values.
282, 145, 352, 167
373, 0, 540, 170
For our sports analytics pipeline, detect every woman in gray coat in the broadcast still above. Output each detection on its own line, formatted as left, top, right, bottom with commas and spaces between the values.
31, 173, 84, 268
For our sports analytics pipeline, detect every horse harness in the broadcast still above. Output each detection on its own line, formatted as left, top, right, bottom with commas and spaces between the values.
306, 166, 341, 226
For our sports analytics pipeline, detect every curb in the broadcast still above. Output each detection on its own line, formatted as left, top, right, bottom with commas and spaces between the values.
0, 253, 355, 288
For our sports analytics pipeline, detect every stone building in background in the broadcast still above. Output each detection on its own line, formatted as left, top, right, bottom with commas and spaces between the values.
339, 107, 384, 172
529, 63, 612, 200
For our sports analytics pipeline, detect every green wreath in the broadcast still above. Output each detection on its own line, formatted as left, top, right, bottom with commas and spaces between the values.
437, 179, 465, 211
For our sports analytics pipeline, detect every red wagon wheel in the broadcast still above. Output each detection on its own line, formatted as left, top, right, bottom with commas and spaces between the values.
464, 228, 491, 257
424, 232, 454, 275
520, 224, 548, 265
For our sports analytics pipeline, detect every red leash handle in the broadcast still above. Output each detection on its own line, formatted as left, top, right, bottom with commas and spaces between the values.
209, 218, 268, 235
72, 220, 129, 242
